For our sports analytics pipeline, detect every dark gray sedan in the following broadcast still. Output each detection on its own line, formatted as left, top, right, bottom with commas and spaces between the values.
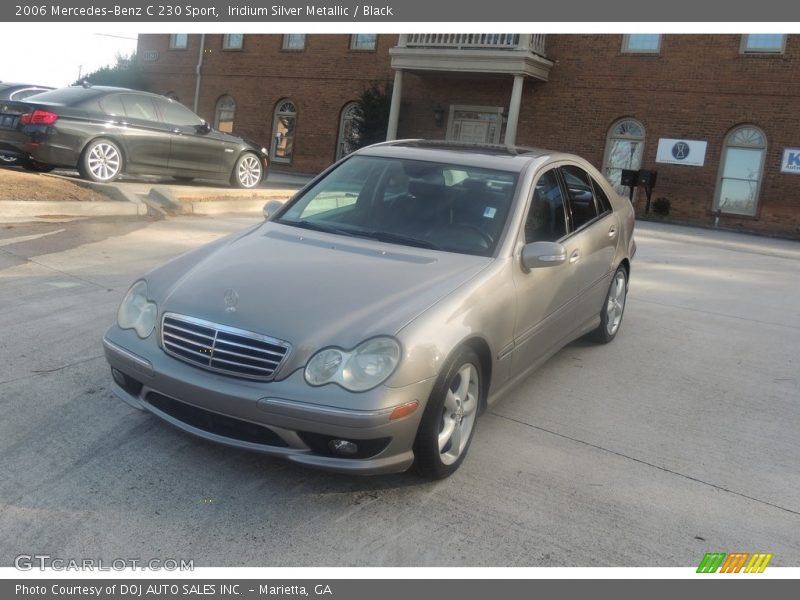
103, 141, 636, 479
0, 84, 268, 187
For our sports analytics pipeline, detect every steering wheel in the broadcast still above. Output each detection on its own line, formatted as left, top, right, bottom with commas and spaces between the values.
436, 222, 494, 250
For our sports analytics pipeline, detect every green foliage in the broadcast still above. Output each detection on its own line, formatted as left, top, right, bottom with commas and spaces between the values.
353, 81, 393, 149
653, 197, 671, 215
73, 53, 144, 90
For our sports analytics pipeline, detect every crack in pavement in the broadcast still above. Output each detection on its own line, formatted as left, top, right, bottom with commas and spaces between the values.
488, 411, 800, 517
0, 355, 104, 387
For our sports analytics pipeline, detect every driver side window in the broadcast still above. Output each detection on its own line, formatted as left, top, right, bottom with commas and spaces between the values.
525, 169, 568, 243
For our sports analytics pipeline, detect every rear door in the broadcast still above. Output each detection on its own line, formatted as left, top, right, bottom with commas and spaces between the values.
115, 93, 172, 172
558, 164, 617, 326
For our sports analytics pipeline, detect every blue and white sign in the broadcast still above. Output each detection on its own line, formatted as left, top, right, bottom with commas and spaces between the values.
656, 138, 708, 167
780, 148, 800, 174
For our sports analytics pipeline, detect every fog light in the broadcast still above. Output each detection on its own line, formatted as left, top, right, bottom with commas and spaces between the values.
111, 368, 127, 386
328, 439, 359, 456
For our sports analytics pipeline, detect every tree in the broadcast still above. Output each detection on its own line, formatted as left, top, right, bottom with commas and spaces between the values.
73, 53, 144, 89
353, 81, 393, 149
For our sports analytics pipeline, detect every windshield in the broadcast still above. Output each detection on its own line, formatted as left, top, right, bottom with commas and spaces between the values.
277, 156, 518, 256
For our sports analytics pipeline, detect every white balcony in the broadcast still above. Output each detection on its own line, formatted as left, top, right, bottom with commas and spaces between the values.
390, 33, 553, 80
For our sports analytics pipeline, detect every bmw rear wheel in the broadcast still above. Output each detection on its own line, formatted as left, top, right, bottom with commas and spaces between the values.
231, 152, 262, 188
80, 139, 123, 182
413, 347, 482, 479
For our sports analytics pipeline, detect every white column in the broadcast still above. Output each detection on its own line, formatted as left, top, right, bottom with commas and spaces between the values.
504, 74, 525, 146
386, 69, 404, 141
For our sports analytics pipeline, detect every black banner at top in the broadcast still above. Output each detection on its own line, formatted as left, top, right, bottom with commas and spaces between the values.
1, 0, 800, 22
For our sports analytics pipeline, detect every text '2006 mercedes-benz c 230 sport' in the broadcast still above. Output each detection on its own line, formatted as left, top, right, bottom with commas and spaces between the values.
103, 140, 636, 479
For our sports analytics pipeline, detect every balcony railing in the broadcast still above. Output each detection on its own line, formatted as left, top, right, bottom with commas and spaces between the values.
401, 34, 546, 57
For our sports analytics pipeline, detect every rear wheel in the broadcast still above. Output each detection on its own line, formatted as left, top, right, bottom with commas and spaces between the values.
230, 152, 262, 188
413, 347, 482, 479
0, 154, 20, 166
591, 266, 628, 344
80, 138, 123, 182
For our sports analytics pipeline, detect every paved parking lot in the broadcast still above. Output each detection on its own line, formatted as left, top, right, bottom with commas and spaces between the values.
0, 216, 798, 567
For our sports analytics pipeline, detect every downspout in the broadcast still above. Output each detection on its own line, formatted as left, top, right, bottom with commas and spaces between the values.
193, 33, 206, 114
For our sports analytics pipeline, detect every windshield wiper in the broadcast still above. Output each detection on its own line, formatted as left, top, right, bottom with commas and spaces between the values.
286, 219, 353, 237
352, 230, 442, 251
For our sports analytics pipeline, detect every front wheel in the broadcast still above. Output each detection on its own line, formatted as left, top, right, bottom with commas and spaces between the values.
413, 347, 483, 479
230, 152, 263, 188
80, 138, 123, 182
591, 266, 628, 344
0, 154, 21, 166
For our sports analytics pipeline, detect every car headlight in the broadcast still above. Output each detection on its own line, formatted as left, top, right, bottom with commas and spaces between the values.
117, 280, 157, 339
305, 337, 401, 392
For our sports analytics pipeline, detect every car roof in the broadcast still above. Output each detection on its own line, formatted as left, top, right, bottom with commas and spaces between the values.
356, 139, 569, 173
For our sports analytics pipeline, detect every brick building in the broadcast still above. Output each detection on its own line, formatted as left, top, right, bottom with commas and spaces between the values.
136, 33, 800, 237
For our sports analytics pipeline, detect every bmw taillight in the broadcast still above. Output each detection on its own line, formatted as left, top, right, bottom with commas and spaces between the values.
20, 110, 59, 126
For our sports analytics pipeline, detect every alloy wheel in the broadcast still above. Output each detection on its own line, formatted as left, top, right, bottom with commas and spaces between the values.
438, 364, 479, 465
87, 142, 121, 181
605, 270, 627, 336
237, 155, 262, 188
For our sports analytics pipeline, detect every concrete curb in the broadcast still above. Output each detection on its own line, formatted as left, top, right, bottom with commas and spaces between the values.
183, 197, 288, 215
0, 200, 146, 218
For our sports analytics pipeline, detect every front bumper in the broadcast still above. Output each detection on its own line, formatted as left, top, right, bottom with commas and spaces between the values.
103, 330, 436, 475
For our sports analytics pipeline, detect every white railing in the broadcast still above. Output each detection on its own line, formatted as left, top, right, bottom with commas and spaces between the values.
402, 34, 546, 57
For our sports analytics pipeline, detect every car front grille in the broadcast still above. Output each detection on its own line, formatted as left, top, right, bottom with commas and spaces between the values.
160, 313, 290, 380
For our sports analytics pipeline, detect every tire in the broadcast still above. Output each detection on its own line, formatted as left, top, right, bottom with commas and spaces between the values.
22, 159, 54, 173
79, 138, 123, 182
591, 266, 628, 344
413, 347, 483, 479
230, 152, 263, 188
0, 154, 20, 166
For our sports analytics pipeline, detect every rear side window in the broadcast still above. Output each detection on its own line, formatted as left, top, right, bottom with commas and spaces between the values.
10, 88, 50, 101
121, 94, 160, 122
561, 165, 599, 230
591, 176, 613, 214
526, 169, 568, 243
99, 95, 125, 117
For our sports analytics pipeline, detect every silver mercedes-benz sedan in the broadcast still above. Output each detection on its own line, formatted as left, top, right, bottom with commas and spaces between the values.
103, 140, 636, 479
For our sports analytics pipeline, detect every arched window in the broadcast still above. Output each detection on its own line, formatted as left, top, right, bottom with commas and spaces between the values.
336, 102, 360, 161
715, 125, 767, 216
271, 99, 297, 163
603, 118, 646, 195
214, 95, 236, 133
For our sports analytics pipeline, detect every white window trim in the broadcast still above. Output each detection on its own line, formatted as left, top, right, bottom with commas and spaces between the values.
713, 125, 767, 217
169, 34, 188, 50
350, 34, 377, 50
740, 34, 786, 54
445, 105, 504, 144
282, 34, 306, 50
223, 34, 244, 50
621, 34, 662, 54
336, 102, 360, 161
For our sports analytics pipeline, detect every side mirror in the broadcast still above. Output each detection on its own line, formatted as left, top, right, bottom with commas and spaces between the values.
521, 241, 567, 270
197, 121, 211, 134
262, 199, 284, 221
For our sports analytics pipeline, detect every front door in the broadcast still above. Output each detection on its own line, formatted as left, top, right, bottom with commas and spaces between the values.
447, 106, 502, 144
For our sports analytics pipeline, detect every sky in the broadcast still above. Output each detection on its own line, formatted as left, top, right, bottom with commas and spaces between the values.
0, 32, 139, 88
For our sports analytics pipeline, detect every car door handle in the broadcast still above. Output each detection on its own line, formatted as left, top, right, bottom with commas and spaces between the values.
569, 249, 581, 264
608, 226, 617, 239
171, 127, 181, 134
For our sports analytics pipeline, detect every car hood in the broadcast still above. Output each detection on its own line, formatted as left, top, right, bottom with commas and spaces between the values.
147, 222, 492, 374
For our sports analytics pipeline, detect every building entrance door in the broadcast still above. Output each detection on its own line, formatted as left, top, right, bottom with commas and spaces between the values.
447, 106, 503, 144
